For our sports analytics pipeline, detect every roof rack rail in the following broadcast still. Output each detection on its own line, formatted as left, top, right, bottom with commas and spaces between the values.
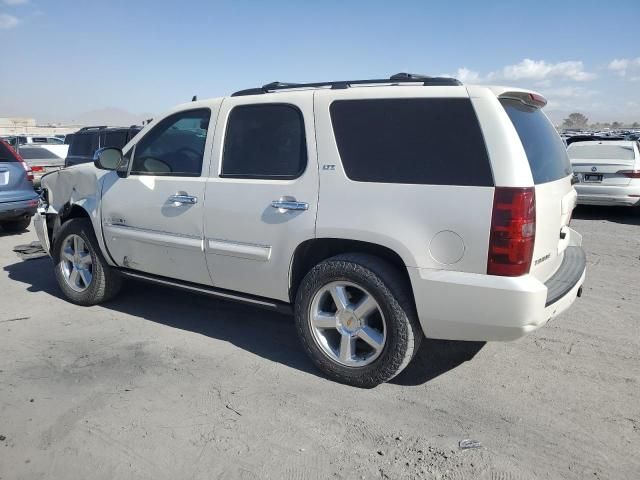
231, 73, 461, 96
77, 126, 109, 131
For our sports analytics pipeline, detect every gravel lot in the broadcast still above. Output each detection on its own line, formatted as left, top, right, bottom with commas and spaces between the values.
0, 206, 638, 480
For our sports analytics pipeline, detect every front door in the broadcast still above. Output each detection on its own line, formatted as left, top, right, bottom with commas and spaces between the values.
101, 107, 216, 285
202, 93, 318, 301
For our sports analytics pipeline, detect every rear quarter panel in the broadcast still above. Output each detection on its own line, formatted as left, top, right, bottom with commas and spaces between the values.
314, 87, 494, 273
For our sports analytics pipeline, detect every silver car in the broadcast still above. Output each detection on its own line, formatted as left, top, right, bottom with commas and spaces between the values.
0, 140, 39, 232
568, 140, 640, 207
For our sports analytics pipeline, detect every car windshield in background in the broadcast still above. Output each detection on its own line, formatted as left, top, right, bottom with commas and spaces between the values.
567, 144, 636, 160
500, 98, 572, 184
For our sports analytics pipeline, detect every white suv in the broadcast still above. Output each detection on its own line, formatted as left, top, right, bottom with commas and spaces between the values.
34, 74, 586, 387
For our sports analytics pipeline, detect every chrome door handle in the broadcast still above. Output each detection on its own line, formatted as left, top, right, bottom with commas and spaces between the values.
169, 194, 198, 205
271, 200, 309, 211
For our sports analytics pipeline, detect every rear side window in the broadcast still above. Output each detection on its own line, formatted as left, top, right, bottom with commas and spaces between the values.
222, 104, 307, 179
69, 133, 98, 156
0, 142, 18, 161
329, 98, 493, 186
567, 144, 636, 161
103, 131, 129, 149
500, 99, 572, 184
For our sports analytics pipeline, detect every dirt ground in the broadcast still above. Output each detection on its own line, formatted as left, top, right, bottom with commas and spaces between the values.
0, 205, 638, 480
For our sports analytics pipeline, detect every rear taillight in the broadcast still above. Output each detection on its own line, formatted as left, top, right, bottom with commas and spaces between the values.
487, 187, 536, 276
617, 170, 640, 178
21, 161, 34, 182
31, 165, 44, 172
3, 143, 34, 182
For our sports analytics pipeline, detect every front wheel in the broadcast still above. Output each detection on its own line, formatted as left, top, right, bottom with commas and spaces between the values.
294, 253, 422, 388
52, 218, 122, 305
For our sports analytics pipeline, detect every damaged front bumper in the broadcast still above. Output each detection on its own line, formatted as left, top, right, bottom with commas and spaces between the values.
33, 200, 52, 257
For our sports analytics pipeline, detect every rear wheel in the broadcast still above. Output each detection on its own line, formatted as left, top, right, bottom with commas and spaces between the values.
52, 218, 121, 305
295, 253, 422, 388
1, 217, 31, 232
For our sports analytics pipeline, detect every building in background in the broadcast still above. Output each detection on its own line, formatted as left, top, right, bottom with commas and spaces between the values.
0, 117, 82, 136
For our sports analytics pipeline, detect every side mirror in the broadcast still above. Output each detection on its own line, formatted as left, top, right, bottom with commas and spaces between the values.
94, 147, 123, 171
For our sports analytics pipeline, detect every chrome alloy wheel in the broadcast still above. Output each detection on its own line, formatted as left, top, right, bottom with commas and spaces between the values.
60, 234, 93, 292
309, 281, 387, 367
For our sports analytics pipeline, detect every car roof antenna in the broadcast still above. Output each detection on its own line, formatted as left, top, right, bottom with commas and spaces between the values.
192, 95, 197, 102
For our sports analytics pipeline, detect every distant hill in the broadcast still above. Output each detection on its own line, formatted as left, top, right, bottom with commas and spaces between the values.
67, 108, 154, 127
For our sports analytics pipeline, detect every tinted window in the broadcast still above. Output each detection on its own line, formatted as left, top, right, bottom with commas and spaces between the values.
103, 131, 129, 149
330, 98, 493, 186
500, 99, 572, 184
0, 142, 18, 161
18, 147, 62, 160
69, 133, 98, 156
131, 109, 210, 176
222, 104, 306, 179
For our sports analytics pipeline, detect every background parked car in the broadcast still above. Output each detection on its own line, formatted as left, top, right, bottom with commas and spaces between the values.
17, 144, 68, 189
568, 140, 640, 207
0, 139, 38, 232
65, 126, 141, 167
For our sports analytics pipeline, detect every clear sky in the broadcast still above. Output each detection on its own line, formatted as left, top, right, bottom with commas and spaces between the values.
1, 0, 639, 125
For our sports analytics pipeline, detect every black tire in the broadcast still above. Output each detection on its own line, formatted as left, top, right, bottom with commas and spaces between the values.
294, 253, 423, 388
2, 217, 31, 232
52, 218, 122, 305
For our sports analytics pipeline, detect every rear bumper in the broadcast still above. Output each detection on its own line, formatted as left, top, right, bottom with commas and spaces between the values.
574, 183, 640, 206
409, 228, 586, 341
0, 197, 38, 221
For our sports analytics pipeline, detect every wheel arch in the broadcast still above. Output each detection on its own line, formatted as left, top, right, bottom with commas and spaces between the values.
48, 201, 115, 266
289, 238, 412, 303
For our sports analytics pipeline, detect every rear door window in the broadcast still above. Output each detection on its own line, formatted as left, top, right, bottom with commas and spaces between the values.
500, 99, 572, 184
69, 133, 98, 156
221, 104, 307, 179
329, 98, 493, 186
103, 131, 129, 149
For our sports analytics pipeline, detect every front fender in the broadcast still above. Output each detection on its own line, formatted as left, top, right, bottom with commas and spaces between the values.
40, 165, 115, 266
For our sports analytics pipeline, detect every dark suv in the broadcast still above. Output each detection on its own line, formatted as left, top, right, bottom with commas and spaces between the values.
65, 126, 141, 167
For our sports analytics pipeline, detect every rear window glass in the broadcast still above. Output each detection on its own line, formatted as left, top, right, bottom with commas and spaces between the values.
0, 142, 18, 161
329, 98, 493, 186
69, 133, 98, 156
567, 144, 636, 161
17, 147, 62, 160
500, 99, 572, 184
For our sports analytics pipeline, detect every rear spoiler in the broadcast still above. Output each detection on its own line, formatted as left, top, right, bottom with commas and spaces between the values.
498, 91, 547, 108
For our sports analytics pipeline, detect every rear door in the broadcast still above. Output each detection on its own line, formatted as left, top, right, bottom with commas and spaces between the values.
500, 98, 576, 282
568, 142, 637, 186
202, 93, 318, 301
0, 142, 33, 203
